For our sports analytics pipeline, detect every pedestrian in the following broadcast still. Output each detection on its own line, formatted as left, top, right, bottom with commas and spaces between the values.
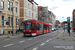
63, 27, 65, 32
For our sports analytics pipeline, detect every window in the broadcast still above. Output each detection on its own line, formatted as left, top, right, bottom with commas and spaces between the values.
36, 24, 40, 30
36, 12, 38, 19
25, 0, 28, 5
25, 8, 28, 16
32, 23, 35, 31
1, 16, 4, 26
49, 26, 52, 29
44, 25, 47, 30
8, 1, 10, 10
33, 12, 35, 18
16, 7, 18, 13
36, 5, 38, 11
15, 3, 18, 13
10, 2, 13, 11
29, 3, 32, 7
29, 10, 32, 17
1, 1, 4, 9
24, 23, 31, 29
33, 4, 35, 9
8, 1, 13, 11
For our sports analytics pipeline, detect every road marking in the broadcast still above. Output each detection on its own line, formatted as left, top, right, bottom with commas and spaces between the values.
49, 38, 52, 40
19, 40, 25, 43
46, 40, 49, 42
38, 36, 40, 37
42, 35, 44, 36
32, 47, 38, 50
34, 37, 37, 38
58, 32, 63, 37
28, 38, 32, 40
3, 44, 13, 47
41, 43, 45, 46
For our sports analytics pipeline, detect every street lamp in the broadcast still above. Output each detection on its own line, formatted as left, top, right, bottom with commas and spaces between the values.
12, 6, 17, 36
16, 17, 17, 35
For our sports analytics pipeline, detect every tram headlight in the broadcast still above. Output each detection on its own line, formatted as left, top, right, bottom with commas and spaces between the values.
32, 33, 36, 36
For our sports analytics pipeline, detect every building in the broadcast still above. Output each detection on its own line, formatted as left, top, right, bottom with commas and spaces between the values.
55, 20, 60, 28
38, 6, 48, 22
20, 0, 38, 27
73, 9, 75, 30
38, 6, 49, 23
70, 21, 73, 29
49, 11, 56, 27
0, 0, 20, 34
38, 6, 42, 21
38, 6, 56, 27
62, 21, 68, 29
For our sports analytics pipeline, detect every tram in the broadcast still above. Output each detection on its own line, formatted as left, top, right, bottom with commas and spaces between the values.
23, 20, 52, 36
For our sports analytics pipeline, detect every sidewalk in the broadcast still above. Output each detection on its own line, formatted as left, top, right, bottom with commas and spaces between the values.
0, 33, 23, 40
56, 29, 75, 41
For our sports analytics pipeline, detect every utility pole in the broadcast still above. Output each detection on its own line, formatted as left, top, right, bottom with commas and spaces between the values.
12, 5, 14, 36
16, 17, 17, 35
67, 17, 70, 36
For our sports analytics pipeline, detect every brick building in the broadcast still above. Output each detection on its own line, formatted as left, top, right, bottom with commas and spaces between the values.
73, 9, 75, 29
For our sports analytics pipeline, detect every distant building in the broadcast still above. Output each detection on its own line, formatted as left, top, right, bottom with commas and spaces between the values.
50, 11, 56, 27
62, 21, 68, 29
72, 9, 75, 30
38, 6, 56, 27
38, 6, 48, 23
70, 21, 73, 29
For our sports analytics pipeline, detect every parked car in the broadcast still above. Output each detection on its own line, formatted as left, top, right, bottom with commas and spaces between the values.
52, 28, 56, 31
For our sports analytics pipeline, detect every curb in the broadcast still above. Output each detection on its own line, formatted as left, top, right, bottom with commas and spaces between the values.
0, 34, 23, 40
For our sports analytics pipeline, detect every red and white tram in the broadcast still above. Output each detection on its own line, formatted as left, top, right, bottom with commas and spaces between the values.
23, 20, 52, 36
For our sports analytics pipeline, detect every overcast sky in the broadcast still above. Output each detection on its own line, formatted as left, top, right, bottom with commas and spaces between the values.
35, 0, 75, 22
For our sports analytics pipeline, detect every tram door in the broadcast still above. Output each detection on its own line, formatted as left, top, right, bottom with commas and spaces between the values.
40, 24, 43, 34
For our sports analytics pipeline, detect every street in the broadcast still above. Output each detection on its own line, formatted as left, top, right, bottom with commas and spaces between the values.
0, 29, 75, 50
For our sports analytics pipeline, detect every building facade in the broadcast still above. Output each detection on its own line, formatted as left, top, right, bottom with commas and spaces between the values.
73, 9, 75, 29
20, 0, 38, 27
0, 0, 20, 34
38, 6, 49, 23
48, 11, 56, 27
38, 6, 56, 27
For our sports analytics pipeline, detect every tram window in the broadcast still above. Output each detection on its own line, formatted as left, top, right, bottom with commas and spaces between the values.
36, 24, 40, 30
49, 26, 51, 29
24, 23, 31, 29
44, 25, 47, 30
32, 23, 34, 30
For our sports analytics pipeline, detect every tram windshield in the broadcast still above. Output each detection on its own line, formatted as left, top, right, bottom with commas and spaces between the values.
24, 22, 31, 30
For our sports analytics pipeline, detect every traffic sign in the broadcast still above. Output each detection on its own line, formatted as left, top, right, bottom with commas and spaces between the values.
67, 17, 70, 23
6, 22, 9, 25
67, 17, 70, 36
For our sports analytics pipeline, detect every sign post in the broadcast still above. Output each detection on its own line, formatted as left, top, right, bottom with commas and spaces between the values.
67, 17, 70, 36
